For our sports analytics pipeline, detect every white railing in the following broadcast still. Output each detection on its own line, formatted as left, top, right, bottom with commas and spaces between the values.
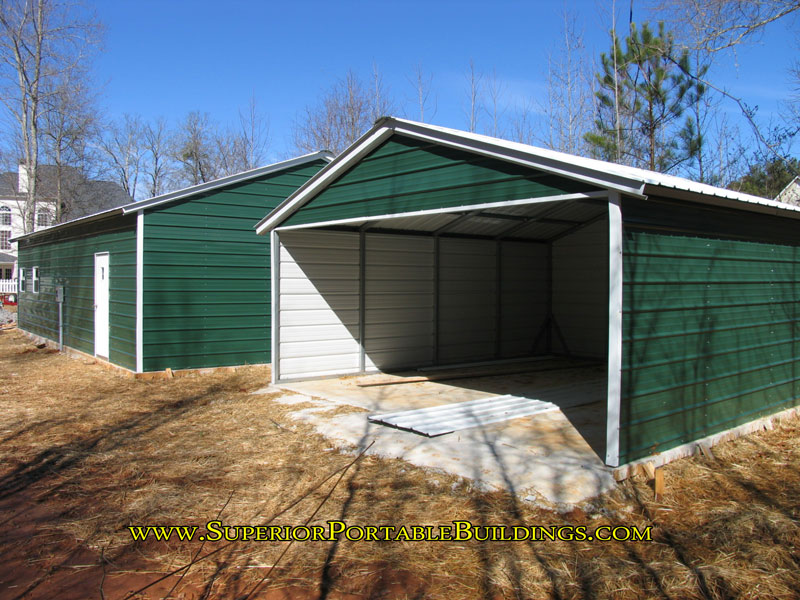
0, 279, 17, 294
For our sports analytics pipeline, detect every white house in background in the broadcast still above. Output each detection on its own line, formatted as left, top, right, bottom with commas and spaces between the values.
0, 163, 131, 289
0, 165, 57, 286
775, 176, 800, 206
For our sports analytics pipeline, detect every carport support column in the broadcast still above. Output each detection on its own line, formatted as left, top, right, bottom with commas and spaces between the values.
359, 229, 366, 372
606, 192, 623, 467
135, 210, 144, 373
271, 230, 281, 384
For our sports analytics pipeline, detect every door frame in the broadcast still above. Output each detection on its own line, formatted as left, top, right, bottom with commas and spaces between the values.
94, 252, 110, 359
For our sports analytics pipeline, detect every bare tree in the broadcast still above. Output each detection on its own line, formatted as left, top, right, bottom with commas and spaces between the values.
539, 8, 595, 155
0, 0, 101, 232
508, 99, 537, 146
408, 63, 435, 122
464, 59, 482, 133
483, 68, 505, 138
294, 69, 392, 155
234, 94, 269, 171
654, 0, 800, 54
40, 67, 99, 221
173, 111, 220, 186
652, 0, 800, 171
97, 113, 145, 199
142, 117, 174, 197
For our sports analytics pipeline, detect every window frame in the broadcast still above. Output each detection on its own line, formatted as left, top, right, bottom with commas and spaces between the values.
19, 268, 26, 293
0, 206, 10, 226
0, 230, 10, 251
31, 266, 39, 294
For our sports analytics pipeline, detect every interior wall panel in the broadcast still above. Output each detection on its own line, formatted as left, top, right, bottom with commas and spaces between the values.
278, 230, 360, 379
438, 238, 498, 363
500, 241, 549, 357
552, 218, 609, 358
363, 233, 435, 370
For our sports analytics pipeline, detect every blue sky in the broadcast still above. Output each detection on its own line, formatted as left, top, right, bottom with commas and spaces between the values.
89, 0, 799, 161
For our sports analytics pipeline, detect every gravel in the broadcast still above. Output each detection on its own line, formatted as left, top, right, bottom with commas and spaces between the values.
0, 306, 16, 325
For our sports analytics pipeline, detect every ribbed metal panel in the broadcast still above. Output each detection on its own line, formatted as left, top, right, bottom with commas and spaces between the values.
500, 242, 549, 357
620, 228, 800, 463
278, 230, 361, 379
17, 214, 137, 369
363, 233, 434, 370
142, 160, 325, 371
282, 136, 599, 227
552, 218, 609, 357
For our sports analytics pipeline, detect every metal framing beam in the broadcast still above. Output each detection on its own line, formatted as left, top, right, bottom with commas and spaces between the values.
606, 192, 623, 467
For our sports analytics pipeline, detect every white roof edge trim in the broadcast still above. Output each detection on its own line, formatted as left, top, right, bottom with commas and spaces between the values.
122, 150, 333, 214
257, 116, 799, 236
273, 191, 609, 232
390, 123, 647, 198
12, 151, 333, 243
11, 206, 125, 242
255, 127, 394, 234
389, 117, 790, 210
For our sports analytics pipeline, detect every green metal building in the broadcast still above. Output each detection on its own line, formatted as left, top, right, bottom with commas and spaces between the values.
256, 117, 800, 468
14, 152, 331, 373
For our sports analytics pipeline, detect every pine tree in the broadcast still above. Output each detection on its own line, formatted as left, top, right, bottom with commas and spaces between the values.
586, 22, 706, 173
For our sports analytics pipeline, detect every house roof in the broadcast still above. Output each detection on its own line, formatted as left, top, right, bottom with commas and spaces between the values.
12, 151, 333, 243
256, 117, 800, 234
0, 251, 16, 264
776, 176, 800, 205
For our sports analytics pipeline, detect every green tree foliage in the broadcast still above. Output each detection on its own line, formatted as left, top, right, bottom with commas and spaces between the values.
586, 22, 707, 173
728, 156, 800, 199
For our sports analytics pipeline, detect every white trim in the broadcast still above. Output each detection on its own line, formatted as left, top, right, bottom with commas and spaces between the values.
255, 117, 798, 236
12, 152, 333, 243
123, 151, 333, 214
614, 405, 800, 477
93, 252, 110, 359
135, 211, 144, 373
392, 123, 647, 198
256, 128, 395, 234
273, 191, 607, 232
270, 229, 280, 384
606, 192, 623, 467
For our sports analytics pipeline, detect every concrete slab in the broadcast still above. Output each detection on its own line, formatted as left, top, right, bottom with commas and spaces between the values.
256, 361, 617, 508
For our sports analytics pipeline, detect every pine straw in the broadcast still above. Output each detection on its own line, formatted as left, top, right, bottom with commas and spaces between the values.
2, 327, 800, 599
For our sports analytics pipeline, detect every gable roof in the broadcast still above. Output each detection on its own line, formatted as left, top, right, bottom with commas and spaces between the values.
13, 151, 333, 243
776, 176, 800, 205
256, 117, 800, 234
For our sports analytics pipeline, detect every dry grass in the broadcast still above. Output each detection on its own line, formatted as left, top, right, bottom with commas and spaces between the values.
2, 327, 800, 599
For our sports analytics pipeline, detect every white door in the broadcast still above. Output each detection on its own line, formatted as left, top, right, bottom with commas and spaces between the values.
94, 253, 110, 358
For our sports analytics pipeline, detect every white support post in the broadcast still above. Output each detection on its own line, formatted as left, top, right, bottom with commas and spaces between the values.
270, 229, 281, 384
135, 211, 144, 373
606, 192, 623, 467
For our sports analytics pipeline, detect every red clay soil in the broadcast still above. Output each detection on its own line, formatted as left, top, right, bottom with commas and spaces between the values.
0, 476, 427, 600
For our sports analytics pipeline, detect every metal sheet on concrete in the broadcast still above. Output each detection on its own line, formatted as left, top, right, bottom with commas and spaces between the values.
369, 394, 558, 436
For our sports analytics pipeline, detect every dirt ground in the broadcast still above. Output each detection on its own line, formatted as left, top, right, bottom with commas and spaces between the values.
2, 327, 800, 599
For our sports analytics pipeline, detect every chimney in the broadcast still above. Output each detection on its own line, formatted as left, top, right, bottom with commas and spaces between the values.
17, 162, 28, 194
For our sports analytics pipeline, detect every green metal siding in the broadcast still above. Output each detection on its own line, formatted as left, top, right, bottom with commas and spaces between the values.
17, 215, 137, 369
142, 161, 325, 371
282, 136, 600, 226
620, 198, 800, 463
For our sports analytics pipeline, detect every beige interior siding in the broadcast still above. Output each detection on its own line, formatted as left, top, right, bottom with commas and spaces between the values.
278, 230, 360, 379
552, 218, 609, 358
363, 233, 435, 371
500, 241, 549, 357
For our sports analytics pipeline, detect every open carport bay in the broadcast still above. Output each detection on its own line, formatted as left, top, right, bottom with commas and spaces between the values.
272, 357, 616, 506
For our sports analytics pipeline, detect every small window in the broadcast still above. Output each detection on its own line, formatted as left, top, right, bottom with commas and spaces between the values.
31, 266, 39, 294
36, 210, 52, 228
19, 268, 26, 292
0, 206, 10, 226
0, 231, 9, 250
3, 268, 11, 279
